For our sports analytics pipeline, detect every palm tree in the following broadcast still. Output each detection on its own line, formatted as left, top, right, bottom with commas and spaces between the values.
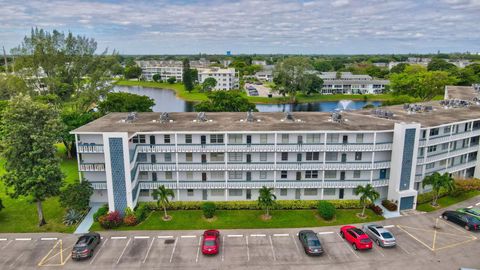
258, 186, 277, 218
422, 172, 455, 206
355, 184, 380, 217
152, 185, 175, 221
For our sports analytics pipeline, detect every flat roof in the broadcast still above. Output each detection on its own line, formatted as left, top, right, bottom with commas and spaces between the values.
72, 86, 480, 134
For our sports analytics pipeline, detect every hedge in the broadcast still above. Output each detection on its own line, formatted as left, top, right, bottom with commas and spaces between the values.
140, 199, 362, 211
455, 179, 480, 192
416, 189, 449, 204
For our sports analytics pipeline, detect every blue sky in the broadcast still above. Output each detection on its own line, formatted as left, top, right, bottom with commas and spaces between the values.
1, 0, 479, 55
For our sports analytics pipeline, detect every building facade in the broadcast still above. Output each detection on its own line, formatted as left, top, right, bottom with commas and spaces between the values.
318, 72, 389, 94
135, 60, 183, 82
72, 86, 480, 214
197, 67, 239, 90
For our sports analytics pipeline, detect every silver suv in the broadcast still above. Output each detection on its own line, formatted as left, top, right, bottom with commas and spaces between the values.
362, 224, 396, 248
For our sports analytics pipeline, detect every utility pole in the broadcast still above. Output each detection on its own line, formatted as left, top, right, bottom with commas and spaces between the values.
2, 46, 8, 73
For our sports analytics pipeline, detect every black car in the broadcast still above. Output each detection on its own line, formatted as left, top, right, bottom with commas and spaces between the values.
298, 230, 324, 256
442, 211, 480, 231
72, 233, 101, 260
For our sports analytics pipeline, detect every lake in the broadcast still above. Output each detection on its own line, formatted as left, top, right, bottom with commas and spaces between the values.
114, 86, 381, 112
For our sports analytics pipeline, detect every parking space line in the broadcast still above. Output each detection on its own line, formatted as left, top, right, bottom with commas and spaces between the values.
268, 235, 276, 261
158, 236, 174, 239
116, 237, 131, 265
134, 236, 150, 239
318, 231, 334, 235
1, 240, 13, 250
432, 219, 439, 250
0, 238, 7, 241
15, 238, 31, 241
250, 234, 266, 237
396, 244, 410, 255
169, 237, 178, 263
437, 218, 474, 235
291, 235, 301, 254
221, 235, 225, 262
372, 244, 385, 257
273, 233, 289, 237
245, 236, 250, 262
181, 235, 197, 238
467, 206, 473, 208
383, 225, 395, 228
90, 238, 108, 265
142, 237, 155, 264
396, 225, 433, 251
10, 251, 26, 268
111, 236, 127, 240
195, 235, 202, 263
41, 237, 58, 241
475, 202, 480, 206
227, 234, 243, 238
336, 233, 359, 259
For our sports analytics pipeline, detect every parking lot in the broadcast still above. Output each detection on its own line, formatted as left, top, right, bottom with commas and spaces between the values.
1, 198, 480, 269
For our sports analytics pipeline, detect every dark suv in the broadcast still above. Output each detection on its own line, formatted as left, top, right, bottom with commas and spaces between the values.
298, 230, 324, 256
72, 233, 101, 260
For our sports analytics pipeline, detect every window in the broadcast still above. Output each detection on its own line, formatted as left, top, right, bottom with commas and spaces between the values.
210, 134, 224, 143
305, 170, 319, 179
324, 170, 337, 178
281, 152, 288, 161
281, 171, 288, 179
280, 189, 288, 196
140, 189, 150, 197
210, 153, 224, 162
260, 171, 267, 179
355, 152, 362, 161
229, 189, 243, 196
430, 128, 439, 136
165, 153, 172, 162
165, 171, 173, 179
306, 134, 320, 143
442, 143, 449, 150
186, 153, 193, 162
306, 152, 320, 161
428, 145, 437, 153
211, 189, 224, 196
186, 171, 193, 179
139, 171, 148, 180
185, 134, 192, 144
164, 134, 171, 143
229, 153, 242, 162
260, 153, 268, 161
304, 188, 318, 196
137, 153, 147, 162
439, 159, 447, 166
187, 189, 194, 196
281, 134, 289, 143
132, 135, 146, 143
327, 134, 339, 143
229, 134, 242, 144
325, 152, 338, 161
210, 171, 224, 180
426, 162, 435, 169
356, 134, 364, 143
353, 170, 361, 178
444, 126, 451, 134
260, 134, 268, 144
324, 188, 336, 195
228, 171, 242, 179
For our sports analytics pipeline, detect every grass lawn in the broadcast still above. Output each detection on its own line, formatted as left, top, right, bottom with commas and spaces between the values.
416, 190, 480, 212
90, 209, 383, 231
0, 144, 79, 233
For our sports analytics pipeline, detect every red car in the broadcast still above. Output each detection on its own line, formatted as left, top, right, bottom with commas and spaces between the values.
202, 230, 220, 255
340, 225, 372, 250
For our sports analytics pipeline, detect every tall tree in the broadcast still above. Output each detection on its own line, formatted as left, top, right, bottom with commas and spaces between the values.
182, 59, 194, 92
152, 185, 175, 221
422, 172, 455, 206
427, 58, 457, 72
272, 57, 315, 102
124, 65, 142, 79
97, 92, 155, 114
0, 95, 64, 226
60, 110, 98, 159
258, 186, 277, 218
194, 91, 257, 112
59, 181, 93, 211
202, 77, 217, 92
0, 198, 4, 212
355, 184, 380, 217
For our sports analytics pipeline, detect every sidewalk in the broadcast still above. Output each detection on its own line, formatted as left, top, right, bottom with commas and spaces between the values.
74, 203, 103, 234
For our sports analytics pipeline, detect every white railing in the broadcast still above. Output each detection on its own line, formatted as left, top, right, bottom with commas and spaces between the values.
420, 129, 480, 147
90, 182, 107, 189
138, 163, 177, 171
417, 145, 480, 165
78, 144, 104, 153
79, 163, 105, 172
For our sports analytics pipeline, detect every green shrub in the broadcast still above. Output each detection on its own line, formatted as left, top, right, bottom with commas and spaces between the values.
98, 211, 122, 229
63, 209, 84, 226
134, 204, 152, 223
455, 179, 480, 192
93, 204, 109, 222
369, 204, 384, 215
381, 200, 398, 211
417, 189, 449, 204
202, 202, 217, 218
317, 201, 336, 220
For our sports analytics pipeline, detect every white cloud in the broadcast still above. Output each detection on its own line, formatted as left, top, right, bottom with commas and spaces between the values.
331, 0, 350, 7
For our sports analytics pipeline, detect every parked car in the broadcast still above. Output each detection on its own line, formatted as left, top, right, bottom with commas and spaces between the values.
340, 225, 372, 250
71, 233, 101, 260
202, 230, 220, 255
457, 207, 480, 219
362, 224, 396, 247
298, 230, 324, 256
442, 211, 480, 231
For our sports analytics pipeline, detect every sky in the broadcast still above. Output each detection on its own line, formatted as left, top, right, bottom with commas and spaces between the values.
1, 0, 480, 55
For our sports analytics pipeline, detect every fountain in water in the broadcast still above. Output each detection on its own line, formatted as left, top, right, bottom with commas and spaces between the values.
336, 100, 353, 111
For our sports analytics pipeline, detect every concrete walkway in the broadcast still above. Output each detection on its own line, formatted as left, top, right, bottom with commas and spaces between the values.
74, 203, 103, 234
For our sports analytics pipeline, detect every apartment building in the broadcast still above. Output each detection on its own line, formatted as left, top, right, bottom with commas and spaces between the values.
318, 72, 389, 94
72, 86, 480, 214
197, 67, 239, 90
135, 60, 183, 82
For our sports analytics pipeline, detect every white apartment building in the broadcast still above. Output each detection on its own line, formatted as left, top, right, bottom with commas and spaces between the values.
135, 60, 183, 82
318, 72, 389, 94
197, 67, 239, 90
72, 86, 480, 215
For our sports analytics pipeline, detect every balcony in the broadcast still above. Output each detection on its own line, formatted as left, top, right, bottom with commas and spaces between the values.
78, 143, 104, 153
90, 181, 107, 189
419, 129, 480, 147
417, 144, 480, 165
79, 163, 105, 172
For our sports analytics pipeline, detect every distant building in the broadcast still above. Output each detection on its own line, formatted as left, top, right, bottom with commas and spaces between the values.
252, 60, 267, 66
255, 70, 273, 82
448, 59, 472, 68
221, 59, 232, 68
135, 60, 183, 82
198, 67, 239, 90
372, 62, 388, 68
190, 58, 211, 69
318, 72, 389, 94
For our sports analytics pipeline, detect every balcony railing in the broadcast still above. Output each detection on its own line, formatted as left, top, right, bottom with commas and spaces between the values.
79, 163, 105, 172
78, 143, 104, 153
90, 181, 107, 189
417, 144, 480, 165
419, 129, 480, 147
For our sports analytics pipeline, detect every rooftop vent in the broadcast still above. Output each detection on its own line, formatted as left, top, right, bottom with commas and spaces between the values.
284, 112, 294, 121
160, 112, 170, 123
440, 99, 470, 108
403, 104, 433, 113
371, 109, 394, 119
125, 112, 137, 123
331, 112, 343, 123
196, 112, 208, 122
246, 110, 255, 122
